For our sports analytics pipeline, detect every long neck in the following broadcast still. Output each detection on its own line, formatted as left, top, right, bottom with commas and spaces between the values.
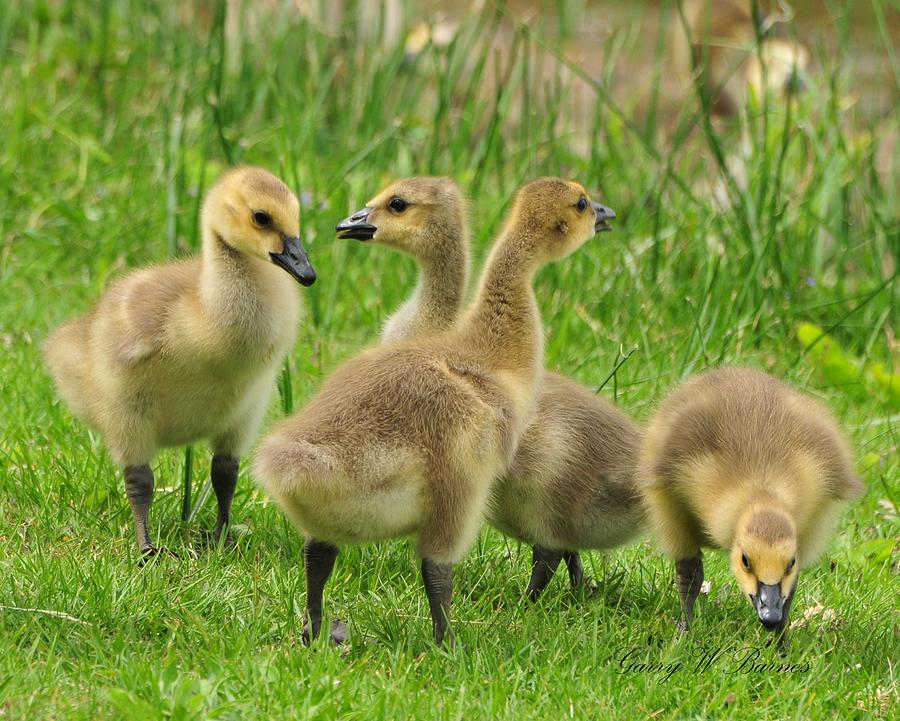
381, 236, 469, 343
458, 230, 543, 374
199, 227, 295, 340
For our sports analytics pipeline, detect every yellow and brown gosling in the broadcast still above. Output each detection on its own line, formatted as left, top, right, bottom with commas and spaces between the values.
254, 178, 607, 645
495, 373, 644, 600
335, 176, 469, 342
44, 166, 316, 558
637, 367, 864, 650
340, 177, 642, 600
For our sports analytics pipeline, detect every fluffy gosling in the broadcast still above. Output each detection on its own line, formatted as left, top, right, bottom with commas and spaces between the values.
254, 178, 607, 645
637, 367, 864, 650
45, 166, 316, 557
335, 176, 469, 342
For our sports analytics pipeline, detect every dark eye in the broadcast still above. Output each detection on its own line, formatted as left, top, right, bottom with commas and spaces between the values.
389, 197, 408, 213
252, 210, 272, 228
576, 197, 587, 213
741, 553, 751, 571
787, 558, 796, 572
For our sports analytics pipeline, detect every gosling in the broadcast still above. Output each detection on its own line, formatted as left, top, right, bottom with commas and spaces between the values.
637, 367, 865, 649
44, 166, 316, 557
337, 177, 642, 601
335, 176, 469, 343
254, 178, 607, 645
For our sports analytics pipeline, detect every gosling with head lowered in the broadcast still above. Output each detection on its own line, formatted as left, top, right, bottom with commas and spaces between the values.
45, 167, 316, 557
337, 176, 642, 601
254, 178, 607, 645
637, 367, 864, 650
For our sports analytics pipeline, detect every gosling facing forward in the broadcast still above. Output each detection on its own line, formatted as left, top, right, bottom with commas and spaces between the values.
45, 166, 316, 556
338, 176, 642, 600
637, 367, 864, 650
255, 178, 606, 645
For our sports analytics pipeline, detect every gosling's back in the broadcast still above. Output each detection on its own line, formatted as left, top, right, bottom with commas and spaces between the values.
641, 368, 859, 498
638, 367, 864, 560
493, 372, 644, 550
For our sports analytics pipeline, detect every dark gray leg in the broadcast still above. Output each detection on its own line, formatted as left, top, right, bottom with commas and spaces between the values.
675, 554, 704, 632
303, 539, 340, 645
563, 550, 584, 589
526, 546, 564, 602
421, 558, 453, 646
210, 454, 239, 541
124, 464, 156, 555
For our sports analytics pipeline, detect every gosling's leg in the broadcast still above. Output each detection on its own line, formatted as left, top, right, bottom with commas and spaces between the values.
526, 546, 564, 602
563, 550, 584, 589
421, 558, 453, 646
421, 558, 454, 646
643, 486, 705, 631
675, 553, 704, 632
210, 454, 239, 542
124, 464, 159, 558
303, 538, 341, 645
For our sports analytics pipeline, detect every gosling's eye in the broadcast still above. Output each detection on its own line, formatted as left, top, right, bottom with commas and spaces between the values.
576, 196, 588, 213
389, 197, 408, 213
252, 210, 272, 228
741, 553, 751, 571
787, 558, 796, 572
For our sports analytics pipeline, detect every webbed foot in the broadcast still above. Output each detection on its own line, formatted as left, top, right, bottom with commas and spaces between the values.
138, 544, 179, 566
302, 619, 347, 646
198, 526, 235, 549
329, 619, 348, 644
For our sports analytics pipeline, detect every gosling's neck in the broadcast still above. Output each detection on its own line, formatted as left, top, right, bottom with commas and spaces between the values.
199, 228, 297, 338
381, 232, 469, 343
459, 230, 543, 375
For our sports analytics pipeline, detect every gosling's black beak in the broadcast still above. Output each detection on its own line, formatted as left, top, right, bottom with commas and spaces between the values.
592, 202, 616, 233
752, 582, 785, 630
336, 207, 377, 241
270, 234, 316, 287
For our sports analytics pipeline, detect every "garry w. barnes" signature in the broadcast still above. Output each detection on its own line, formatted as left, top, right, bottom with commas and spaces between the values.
612, 643, 811, 684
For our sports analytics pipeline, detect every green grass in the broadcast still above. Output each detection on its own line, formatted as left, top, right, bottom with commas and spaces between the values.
1, 1, 897, 718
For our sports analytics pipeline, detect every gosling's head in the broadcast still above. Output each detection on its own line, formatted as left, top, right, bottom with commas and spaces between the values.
508, 177, 615, 262
731, 507, 799, 631
335, 177, 467, 263
202, 166, 316, 286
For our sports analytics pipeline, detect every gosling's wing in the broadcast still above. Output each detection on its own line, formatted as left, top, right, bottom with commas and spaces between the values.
101, 261, 198, 365
786, 388, 867, 502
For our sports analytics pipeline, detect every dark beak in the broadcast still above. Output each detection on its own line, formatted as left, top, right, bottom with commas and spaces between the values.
592, 202, 616, 233
752, 582, 785, 630
270, 234, 316, 286
336, 206, 377, 241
